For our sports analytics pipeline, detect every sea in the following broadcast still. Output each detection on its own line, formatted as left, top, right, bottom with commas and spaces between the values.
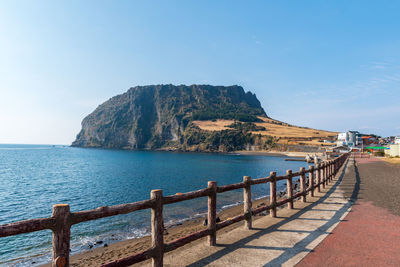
0, 144, 312, 266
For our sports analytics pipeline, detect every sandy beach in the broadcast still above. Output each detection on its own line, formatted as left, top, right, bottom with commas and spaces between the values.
233, 150, 324, 158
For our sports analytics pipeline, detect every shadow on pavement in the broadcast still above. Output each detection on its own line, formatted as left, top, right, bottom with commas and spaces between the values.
186, 159, 360, 267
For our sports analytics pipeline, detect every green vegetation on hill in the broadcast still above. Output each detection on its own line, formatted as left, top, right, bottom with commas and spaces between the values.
182, 125, 255, 152
227, 122, 266, 132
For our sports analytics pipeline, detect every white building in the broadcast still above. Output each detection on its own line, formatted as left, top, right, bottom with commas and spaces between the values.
338, 132, 348, 142
385, 144, 400, 157
395, 136, 400, 145
337, 131, 362, 148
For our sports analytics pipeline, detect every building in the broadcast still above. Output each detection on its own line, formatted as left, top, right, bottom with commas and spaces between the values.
348, 131, 363, 146
395, 136, 400, 145
338, 132, 348, 142
325, 145, 351, 155
337, 131, 362, 148
385, 144, 400, 157
362, 136, 377, 146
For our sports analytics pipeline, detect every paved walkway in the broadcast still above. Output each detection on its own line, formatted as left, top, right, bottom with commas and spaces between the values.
137, 158, 356, 266
297, 158, 400, 267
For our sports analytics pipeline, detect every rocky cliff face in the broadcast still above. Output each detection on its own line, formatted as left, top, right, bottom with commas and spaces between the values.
72, 84, 266, 150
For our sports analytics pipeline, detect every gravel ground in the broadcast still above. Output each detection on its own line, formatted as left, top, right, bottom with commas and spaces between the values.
355, 160, 400, 216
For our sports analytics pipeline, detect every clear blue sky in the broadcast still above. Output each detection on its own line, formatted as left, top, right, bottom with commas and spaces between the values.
1, 0, 399, 144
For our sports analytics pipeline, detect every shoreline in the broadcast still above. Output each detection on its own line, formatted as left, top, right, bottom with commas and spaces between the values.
69, 145, 324, 158
233, 150, 324, 158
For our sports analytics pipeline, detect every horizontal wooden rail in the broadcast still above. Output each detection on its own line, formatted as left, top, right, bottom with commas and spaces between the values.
252, 203, 274, 216
163, 188, 211, 205
71, 199, 154, 225
100, 247, 153, 267
0, 217, 55, 238
276, 197, 292, 207
251, 176, 272, 185
275, 175, 289, 181
351, 152, 370, 159
291, 171, 302, 177
0, 153, 350, 267
164, 229, 210, 253
216, 214, 246, 230
216, 182, 245, 193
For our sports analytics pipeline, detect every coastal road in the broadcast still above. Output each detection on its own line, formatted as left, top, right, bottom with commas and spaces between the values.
297, 158, 400, 266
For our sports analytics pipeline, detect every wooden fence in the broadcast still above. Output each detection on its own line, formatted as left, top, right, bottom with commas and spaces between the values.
0, 153, 349, 267
351, 152, 370, 159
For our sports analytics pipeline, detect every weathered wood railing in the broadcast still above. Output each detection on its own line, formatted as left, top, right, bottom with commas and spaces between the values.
351, 152, 370, 159
0, 153, 349, 267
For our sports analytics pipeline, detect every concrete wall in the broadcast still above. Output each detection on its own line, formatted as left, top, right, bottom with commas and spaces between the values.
386, 144, 400, 157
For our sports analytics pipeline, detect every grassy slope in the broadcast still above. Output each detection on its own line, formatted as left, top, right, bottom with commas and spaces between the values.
193, 116, 338, 147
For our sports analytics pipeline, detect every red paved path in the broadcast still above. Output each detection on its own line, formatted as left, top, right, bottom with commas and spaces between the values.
297, 200, 400, 266
354, 157, 383, 164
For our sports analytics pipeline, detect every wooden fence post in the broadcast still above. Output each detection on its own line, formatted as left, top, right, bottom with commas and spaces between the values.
300, 167, 306, 202
286, 170, 293, 209
326, 161, 329, 183
208, 181, 217, 246
328, 161, 332, 181
332, 160, 335, 176
309, 165, 315, 197
326, 161, 330, 183
243, 176, 252, 229
334, 160, 338, 175
270, 172, 277, 217
315, 163, 321, 193
326, 162, 329, 184
151, 189, 163, 267
325, 162, 329, 187
321, 163, 326, 189
52, 204, 71, 267
326, 161, 329, 184
333, 160, 336, 177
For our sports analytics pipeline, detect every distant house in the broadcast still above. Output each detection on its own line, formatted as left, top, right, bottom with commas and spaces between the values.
326, 145, 351, 153
337, 131, 362, 148
385, 144, 400, 157
362, 136, 377, 146
395, 136, 400, 145
338, 132, 348, 142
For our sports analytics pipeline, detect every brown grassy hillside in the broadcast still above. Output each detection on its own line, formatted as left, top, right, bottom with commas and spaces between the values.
193, 116, 338, 147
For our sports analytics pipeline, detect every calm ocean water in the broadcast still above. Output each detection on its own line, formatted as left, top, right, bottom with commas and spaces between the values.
0, 144, 311, 266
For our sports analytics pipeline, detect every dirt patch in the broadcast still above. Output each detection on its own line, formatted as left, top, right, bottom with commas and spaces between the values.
382, 157, 400, 164
191, 120, 234, 131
